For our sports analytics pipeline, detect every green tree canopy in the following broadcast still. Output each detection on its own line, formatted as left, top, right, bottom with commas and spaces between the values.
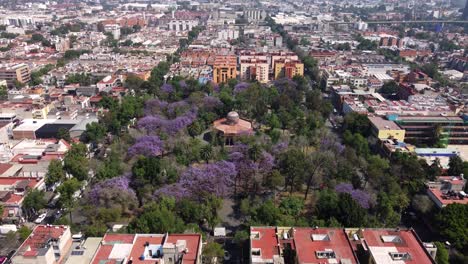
45, 159, 65, 188
23, 190, 47, 218
435, 204, 468, 251
64, 143, 89, 181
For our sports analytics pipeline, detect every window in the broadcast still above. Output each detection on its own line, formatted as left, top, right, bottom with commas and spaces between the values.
389, 252, 411, 261
381, 235, 402, 243
311, 234, 330, 241
251, 231, 260, 239
252, 249, 261, 256
316, 250, 336, 259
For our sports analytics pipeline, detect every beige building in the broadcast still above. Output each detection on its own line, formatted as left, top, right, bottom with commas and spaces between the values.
240, 59, 269, 83
0, 64, 31, 87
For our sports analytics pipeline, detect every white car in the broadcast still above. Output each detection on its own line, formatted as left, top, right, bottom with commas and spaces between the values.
224, 251, 231, 261
34, 213, 47, 224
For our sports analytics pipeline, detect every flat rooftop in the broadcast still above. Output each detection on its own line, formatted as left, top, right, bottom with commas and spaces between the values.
64, 238, 102, 264
294, 227, 357, 264
360, 229, 434, 264
369, 116, 401, 130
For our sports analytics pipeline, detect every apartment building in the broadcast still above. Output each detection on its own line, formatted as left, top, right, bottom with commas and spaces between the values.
392, 115, 468, 144
274, 60, 304, 79
212, 55, 237, 84
426, 176, 467, 209
91, 233, 202, 264
368, 116, 406, 142
0, 64, 31, 88
239, 58, 269, 83
11, 225, 72, 264
250, 226, 436, 264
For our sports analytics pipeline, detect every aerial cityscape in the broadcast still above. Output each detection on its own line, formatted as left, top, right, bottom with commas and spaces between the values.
0, 0, 467, 263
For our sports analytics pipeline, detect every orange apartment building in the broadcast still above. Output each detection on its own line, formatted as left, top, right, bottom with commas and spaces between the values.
274, 59, 304, 79
212, 55, 237, 84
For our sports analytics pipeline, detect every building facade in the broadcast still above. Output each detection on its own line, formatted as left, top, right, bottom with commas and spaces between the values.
0, 64, 31, 87
212, 55, 237, 84
274, 60, 304, 79
239, 59, 269, 83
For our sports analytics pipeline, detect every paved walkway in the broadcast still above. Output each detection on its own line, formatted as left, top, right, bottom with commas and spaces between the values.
218, 197, 241, 234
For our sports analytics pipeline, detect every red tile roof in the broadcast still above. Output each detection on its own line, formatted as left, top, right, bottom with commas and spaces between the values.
166, 234, 201, 264
91, 245, 116, 264
92, 233, 201, 264
19, 225, 69, 255
102, 233, 135, 244
128, 235, 164, 264
250, 227, 280, 261
0, 177, 42, 190
361, 229, 434, 264
294, 227, 358, 264
213, 118, 253, 136
0, 163, 13, 175
428, 188, 468, 206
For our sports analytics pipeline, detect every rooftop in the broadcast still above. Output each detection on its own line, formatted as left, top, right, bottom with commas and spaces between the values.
213, 112, 253, 136
369, 116, 401, 130
92, 233, 201, 264
359, 229, 434, 264
17, 225, 70, 258
294, 227, 357, 264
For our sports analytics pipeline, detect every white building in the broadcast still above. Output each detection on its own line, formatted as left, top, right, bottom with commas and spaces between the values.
168, 19, 199, 32
104, 24, 121, 40
217, 28, 239, 40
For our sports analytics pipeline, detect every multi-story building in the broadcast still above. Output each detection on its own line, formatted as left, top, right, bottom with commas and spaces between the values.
165, 11, 204, 32
274, 59, 304, 79
212, 55, 237, 84
243, 10, 268, 22
426, 176, 467, 209
104, 24, 121, 40
380, 36, 403, 48
250, 227, 358, 264
240, 58, 269, 83
0, 64, 31, 88
346, 228, 437, 264
11, 225, 73, 264
368, 116, 406, 142
91, 233, 202, 264
392, 115, 468, 145
250, 226, 437, 264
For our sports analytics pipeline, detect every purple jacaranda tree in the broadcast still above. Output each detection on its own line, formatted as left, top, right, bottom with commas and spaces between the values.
179, 80, 188, 89
166, 100, 190, 118
87, 175, 138, 213
202, 96, 223, 110
161, 83, 174, 94
144, 99, 190, 118
271, 141, 289, 155
335, 183, 372, 209
128, 135, 164, 157
234, 82, 250, 94
228, 146, 275, 193
211, 82, 220, 93
154, 161, 237, 200
273, 78, 297, 92
320, 137, 345, 155
144, 99, 169, 116
258, 151, 275, 173
138, 107, 198, 135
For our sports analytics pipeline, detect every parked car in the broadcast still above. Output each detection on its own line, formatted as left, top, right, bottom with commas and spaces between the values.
224, 251, 231, 261
34, 213, 47, 224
